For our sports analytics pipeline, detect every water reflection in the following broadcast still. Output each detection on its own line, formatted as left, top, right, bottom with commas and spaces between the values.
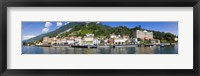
22, 45, 178, 54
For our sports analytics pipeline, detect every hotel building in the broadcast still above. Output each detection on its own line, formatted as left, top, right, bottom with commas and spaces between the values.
133, 30, 153, 40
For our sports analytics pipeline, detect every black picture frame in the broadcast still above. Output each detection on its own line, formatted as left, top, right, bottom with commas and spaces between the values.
0, 0, 199, 76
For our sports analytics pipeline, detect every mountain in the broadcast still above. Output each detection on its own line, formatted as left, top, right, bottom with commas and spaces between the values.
57, 22, 112, 38
23, 22, 86, 43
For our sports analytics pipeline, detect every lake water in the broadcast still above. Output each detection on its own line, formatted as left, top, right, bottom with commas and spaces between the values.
22, 45, 178, 54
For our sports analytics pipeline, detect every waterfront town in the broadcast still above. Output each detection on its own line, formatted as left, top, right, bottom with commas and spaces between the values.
27, 30, 178, 48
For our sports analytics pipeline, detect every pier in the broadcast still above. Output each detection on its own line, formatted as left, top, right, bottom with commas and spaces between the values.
71, 45, 97, 48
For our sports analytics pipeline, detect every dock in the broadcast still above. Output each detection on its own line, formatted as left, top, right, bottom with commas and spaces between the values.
71, 45, 97, 48
35, 45, 51, 47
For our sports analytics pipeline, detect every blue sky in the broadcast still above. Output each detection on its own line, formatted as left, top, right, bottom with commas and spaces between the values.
22, 21, 178, 40
22, 22, 69, 40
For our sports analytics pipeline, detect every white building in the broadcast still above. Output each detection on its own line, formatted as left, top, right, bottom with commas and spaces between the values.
93, 38, 100, 45
66, 39, 75, 45
74, 37, 83, 45
110, 34, 121, 38
114, 38, 126, 45
86, 33, 94, 37
111, 35, 130, 44
123, 35, 129, 41
61, 38, 67, 43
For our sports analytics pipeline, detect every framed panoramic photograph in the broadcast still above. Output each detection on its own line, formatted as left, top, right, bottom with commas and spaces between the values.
22, 21, 178, 54
0, 0, 200, 76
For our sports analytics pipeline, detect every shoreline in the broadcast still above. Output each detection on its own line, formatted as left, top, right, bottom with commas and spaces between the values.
23, 44, 177, 48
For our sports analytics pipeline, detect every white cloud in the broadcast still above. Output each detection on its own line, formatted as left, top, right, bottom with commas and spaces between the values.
42, 27, 49, 33
42, 22, 52, 33
23, 35, 36, 40
45, 22, 52, 27
57, 22, 63, 26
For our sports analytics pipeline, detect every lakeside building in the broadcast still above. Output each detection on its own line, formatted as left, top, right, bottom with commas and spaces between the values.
60, 38, 67, 45
40, 30, 161, 46
123, 35, 129, 40
83, 34, 95, 45
65, 36, 75, 45
42, 34, 100, 46
93, 38, 100, 45
74, 36, 83, 45
110, 34, 121, 38
51, 37, 57, 44
55, 38, 62, 45
114, 38, 126, 45
43, 37, 62, 45
43, 37, 54, 45
114, 36, 130, 45
133, 30, 153, 40
86, 33, 94, 37
66, 39, 74, 45
108, 38, 114, 45
109, 34, 130, 45
103, 39, 109, 45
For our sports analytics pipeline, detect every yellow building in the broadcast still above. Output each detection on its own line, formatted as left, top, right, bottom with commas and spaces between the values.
83, 34, 94, 45
43, 37, 54, 45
